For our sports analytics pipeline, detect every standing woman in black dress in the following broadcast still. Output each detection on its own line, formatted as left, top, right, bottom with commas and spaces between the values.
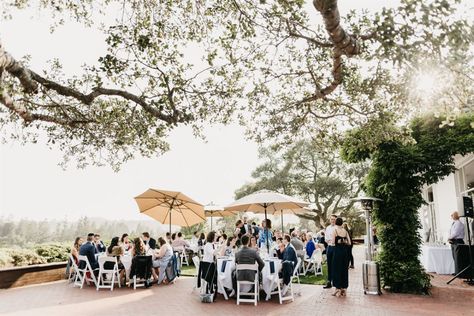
332, 217, 351, 297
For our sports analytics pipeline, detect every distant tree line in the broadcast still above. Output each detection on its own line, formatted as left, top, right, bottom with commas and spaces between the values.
0, 216, 163, 247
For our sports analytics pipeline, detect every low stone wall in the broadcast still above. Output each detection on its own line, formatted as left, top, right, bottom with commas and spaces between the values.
0, 262, 67, 289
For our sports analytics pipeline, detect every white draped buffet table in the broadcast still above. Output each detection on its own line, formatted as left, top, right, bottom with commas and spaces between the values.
420, 245, 455, 275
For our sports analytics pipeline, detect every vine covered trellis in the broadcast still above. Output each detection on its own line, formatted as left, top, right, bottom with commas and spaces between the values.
341, 113, 474, 293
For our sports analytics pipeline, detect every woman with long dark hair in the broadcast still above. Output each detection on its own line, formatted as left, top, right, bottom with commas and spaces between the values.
105, 237, 125, 274
70, 237, 83, 264
331, 218, 351, 297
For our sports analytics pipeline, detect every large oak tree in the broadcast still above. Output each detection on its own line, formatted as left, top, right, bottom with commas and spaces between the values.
1, 0, 472, 169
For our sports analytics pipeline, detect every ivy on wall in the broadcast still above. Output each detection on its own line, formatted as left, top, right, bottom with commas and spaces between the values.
341, 113, 474, 293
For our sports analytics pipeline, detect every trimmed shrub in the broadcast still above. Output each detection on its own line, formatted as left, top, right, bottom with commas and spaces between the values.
34, 243, 70, 263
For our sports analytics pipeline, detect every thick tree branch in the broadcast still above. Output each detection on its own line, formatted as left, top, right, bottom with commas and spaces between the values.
0, 41, 189, 126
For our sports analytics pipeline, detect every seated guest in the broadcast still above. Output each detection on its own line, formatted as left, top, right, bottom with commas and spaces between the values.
281, 234, 298, 296
131, 237, 146, 257
220, 233, 228, 246
250, 235, 258, 250
166, 232, 172, 244
94, 234, 107, 253
232, 235, 265, 295
219, 236, 237, 257
142, 232, 157, 251
290, 230, 305, 260
121, 233, 132, 253
152, 237, 173, 284
71, 237, 83, 264
172, 232, 190, 251
305, 232, 316, 258
317, 231, 328, 255
106, 237, 125, 276
79, 233, 99, 270
300, 231, 308, 244
274, 237, 284, 259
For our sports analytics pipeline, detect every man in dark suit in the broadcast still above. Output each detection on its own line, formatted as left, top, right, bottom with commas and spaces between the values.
281, 234, 298, 296
142, 232, 156, 250
94, 234, 106, 253
79, 233, 99, 270
232, 235, 264, 295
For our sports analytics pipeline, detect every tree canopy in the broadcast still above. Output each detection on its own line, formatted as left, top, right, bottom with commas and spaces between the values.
235, 140, 368, 228
0, 0, 473, 168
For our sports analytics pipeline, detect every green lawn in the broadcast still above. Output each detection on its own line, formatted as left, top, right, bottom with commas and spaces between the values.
180, 262, 328, 286
180, 264, 197, 276
298, 263, 328, 285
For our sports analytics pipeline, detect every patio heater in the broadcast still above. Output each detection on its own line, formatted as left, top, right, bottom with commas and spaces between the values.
352, 196, 382, 295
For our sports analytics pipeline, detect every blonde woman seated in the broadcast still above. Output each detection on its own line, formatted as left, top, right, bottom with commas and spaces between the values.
152, 237, 173, 284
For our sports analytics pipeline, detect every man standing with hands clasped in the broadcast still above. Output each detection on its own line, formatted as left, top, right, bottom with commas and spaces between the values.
448, 211, 465, 271
323, 214, 338, 289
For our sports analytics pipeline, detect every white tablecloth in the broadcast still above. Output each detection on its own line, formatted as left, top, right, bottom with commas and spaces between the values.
420, 245, 454, 274
261, 259, 282, 296
217, 257, 235, 294
121, 255, 132, 281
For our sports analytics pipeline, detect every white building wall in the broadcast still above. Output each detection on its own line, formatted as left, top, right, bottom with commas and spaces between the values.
419, 153, 474, 243
432, 174, 457, 241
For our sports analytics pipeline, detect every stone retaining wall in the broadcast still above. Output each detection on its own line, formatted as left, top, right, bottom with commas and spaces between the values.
0, 262, 67, 289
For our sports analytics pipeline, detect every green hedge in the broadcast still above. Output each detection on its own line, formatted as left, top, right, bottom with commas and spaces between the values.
0, 243, 71, 268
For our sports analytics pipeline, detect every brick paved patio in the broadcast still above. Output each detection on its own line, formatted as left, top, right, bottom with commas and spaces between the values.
1, 246, 473, 316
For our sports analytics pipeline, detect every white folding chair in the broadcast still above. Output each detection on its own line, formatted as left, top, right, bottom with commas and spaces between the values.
96, 256, 121, 291
68, 254, 79, 283
74, 255, 98, 288
236, 263, 259, 306
192, 256, 200, 292
304, 249, 323, 276
173, 246, 189, 267
290, 258, 302, 296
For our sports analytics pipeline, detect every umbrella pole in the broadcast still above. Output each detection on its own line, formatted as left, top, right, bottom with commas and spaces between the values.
265, 204, 269, 252
211, 214, 213, 231
169, 207, 172, 235
281, 210, 284, 234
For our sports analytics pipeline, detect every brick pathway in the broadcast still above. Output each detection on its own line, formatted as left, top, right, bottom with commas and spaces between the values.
1, 246, 473, 316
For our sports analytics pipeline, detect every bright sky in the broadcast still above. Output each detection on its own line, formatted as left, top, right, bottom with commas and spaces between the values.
0, 1, 401, 222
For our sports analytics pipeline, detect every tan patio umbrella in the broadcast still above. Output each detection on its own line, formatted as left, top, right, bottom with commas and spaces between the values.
270, 208, 311, 234
225, 189, 309, 250
134, 188, 205, 234
204, 202, 236, 231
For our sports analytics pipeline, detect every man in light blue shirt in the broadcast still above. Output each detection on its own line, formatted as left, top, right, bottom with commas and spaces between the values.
449, 211, 465, 244
448, 211, 465, 269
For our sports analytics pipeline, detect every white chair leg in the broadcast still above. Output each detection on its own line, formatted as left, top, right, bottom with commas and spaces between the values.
96, 273, 101, 291
237, 283, 240, 305
278, 281, 282, 304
